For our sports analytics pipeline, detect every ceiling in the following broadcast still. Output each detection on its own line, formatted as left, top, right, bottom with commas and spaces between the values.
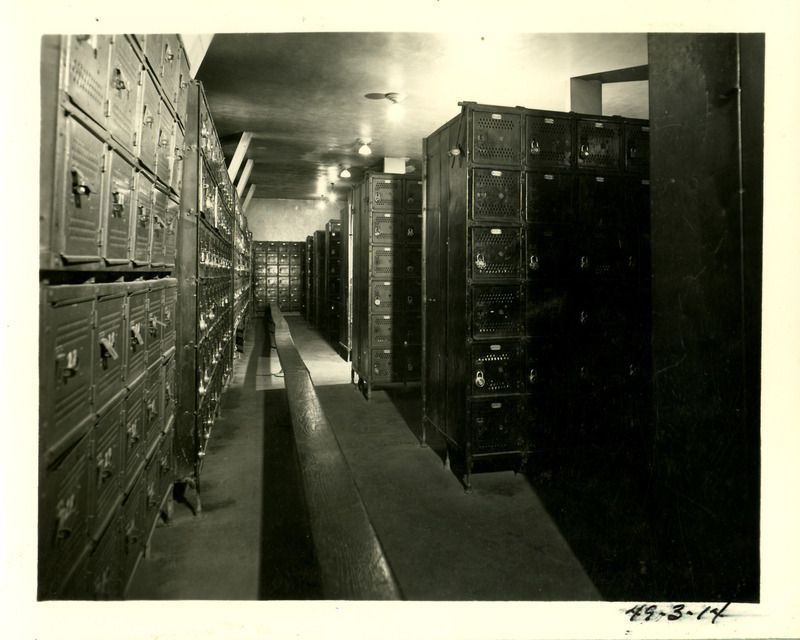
194, 32, 649, 203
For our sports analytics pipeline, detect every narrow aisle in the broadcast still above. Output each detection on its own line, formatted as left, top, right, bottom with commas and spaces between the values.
127, 316, 321, 599
284, 315, 601, 601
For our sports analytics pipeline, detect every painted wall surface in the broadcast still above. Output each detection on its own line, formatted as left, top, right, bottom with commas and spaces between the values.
245, 198, 342, 242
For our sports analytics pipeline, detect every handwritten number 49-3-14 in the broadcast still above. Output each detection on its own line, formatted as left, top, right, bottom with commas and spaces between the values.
625, 603, 730, 623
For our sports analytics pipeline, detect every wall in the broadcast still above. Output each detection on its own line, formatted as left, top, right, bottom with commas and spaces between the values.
648, 33, 763, 601
245, 198, 342, 242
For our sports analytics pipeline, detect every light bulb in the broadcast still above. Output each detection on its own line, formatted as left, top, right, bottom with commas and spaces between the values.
340, 168, 351, 178
358, 143, 371, 156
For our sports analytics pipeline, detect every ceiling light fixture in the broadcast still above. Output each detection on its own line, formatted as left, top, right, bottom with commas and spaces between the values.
385, 92, 407, 122
339, 165, 351, 179
357, 138, 372, 156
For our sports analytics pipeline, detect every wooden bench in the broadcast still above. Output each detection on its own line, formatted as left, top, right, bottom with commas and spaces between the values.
269, 305, 402, 600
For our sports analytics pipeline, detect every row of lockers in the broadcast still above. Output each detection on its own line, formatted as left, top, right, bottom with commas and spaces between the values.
446, 102, 649, 174
40, 36, 255, 600
39, 280, 177, 598
350, 174, 424, 398
40, 280, 177, 462
306, 223, 342, 344
253, 241, 306, 313
422, 103, 653, 491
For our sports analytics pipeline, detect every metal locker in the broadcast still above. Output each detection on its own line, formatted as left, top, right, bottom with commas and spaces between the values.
146, 280, 164, 363
89, 512, 122, 599
142, 34, 165, 72
405, 179, 423, 211
526, 282, 567, 338
471, 109, 522, 166
525, 225, 565, 281
577, 174, 623, 231
470, 341, 524, 395
468, 397, 526, 455
64, 35, 111, 126
405, 214, 423, 243
160, 35, 182, 109
125, 281, 149, 386
470, 285, 524, 338
623, 121, 650, 174
371, 177, 403, 210
102, 149, 136, 264
123, 379, 145, 494
150, 187, 168, 266
136, 69, 161, 173
121, 483, 144, 592
576, 118, 622, 172
144, 441, 161, 523
469, 227, 522, 280
93, 284, 127, 415
90, 399, 124, 542
170, 123, 185, 196
471, 169, 521, 221
59, 115, 105, 262
132, 172, 154, 265
38, 432, 91, 600
371, 213, 403, 244
525, 113, 573, 169
155, 113, 174, 185
163, 197, 179, 267
158, 428, 174, 499
525, 171, 574, 225
107, 36, 141, 156
41, 284, 96, 459
161, 280, 177, 357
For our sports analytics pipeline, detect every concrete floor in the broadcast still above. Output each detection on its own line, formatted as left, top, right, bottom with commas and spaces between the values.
128, 312, 602, 601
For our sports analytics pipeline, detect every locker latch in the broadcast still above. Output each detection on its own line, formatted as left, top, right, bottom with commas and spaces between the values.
475, 253, 487, 270
111, 191, 125, 217
55, 493, 76, 540
530, 139, 540, 156
131, 324, 144, 346
529, 369, 538, 384
58, 350, 80, 379
99, 335, 119, 361
529, 255, 540, 271
97, 447, 114, 481
127, 419, 140, 445
71, 170, 91, 206
475, 370, 486, 388
580, 255, 590, 271
147, 481, 157, 508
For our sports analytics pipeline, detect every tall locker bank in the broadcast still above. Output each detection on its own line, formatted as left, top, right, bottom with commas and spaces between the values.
423, 102, 652, 491
323, 220, 343, 345
175, 79, 245, 508
351, 172, 423, 399
38, 34, 190, 599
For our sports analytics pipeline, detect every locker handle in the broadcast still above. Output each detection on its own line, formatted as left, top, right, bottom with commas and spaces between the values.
143, 106, 154, 128
131, 325, 144, 345
71, 170, 92, 198
99, 465, 115, 480
113, 69, 127, 92
99, 337, 119, 361
127, 420, 140, 444
475, 370, 486, 388
55, 494, 76, 540
147, 400, 158, 418
57, 351, 80, 378
138, 205, 148, 223
111, 191, 125, 215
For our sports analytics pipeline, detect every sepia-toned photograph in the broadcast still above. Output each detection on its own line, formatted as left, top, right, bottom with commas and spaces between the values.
2, 1, 799, 639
